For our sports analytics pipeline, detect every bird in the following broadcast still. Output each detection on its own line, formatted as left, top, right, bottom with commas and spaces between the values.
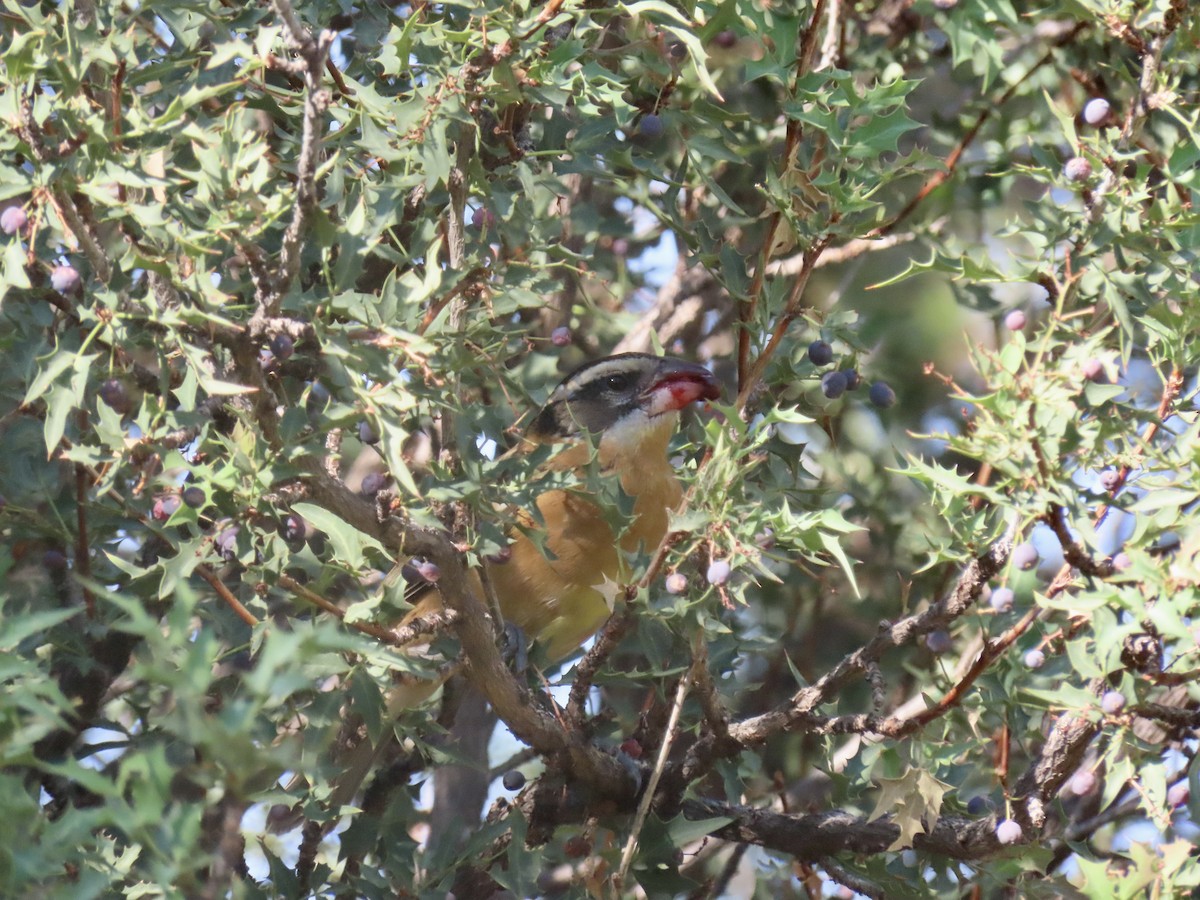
332, 352, 719, 803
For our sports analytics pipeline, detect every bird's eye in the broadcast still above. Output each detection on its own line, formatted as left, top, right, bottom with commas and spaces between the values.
604, 373, 632, 392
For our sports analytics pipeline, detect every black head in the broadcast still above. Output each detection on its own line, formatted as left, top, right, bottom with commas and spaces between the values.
526, 353, 719, 443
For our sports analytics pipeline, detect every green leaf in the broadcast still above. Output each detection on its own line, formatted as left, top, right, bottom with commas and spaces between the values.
666, 813, 734, 845
42, 384, 74, 456
868, 768, 949, 850
291, 503, 386, 568
0, 604, 80, 650
23, 348, 78, 406
2, 240, 31, 295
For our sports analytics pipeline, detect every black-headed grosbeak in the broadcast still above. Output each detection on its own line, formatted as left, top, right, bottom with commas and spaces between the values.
334, 353, 718, 800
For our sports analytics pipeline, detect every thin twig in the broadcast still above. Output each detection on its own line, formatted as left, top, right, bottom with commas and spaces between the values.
196, 565, 259, 626
869, 26, 1084, 240
1093, 366, 1183, 523
821, 855, 885, 900
1080, 33, 1164, 235
565, 606, 636, 727
278, 573, 462, 645
736, 0, 827, 389
17, 91, 113, 283
871, 606, 1044, 739
690, 634, 731, 744
74, 459, 95, 619
736, 236, 832, 410
726, 531, 1012, 747
566, 522, 691, 726
265, 0, 334, 312
389, 609, 463, 646
816, 0, 842, 71
701, 844, 747, 900
417, 265, 489, 336
1130, 702, 1200, 729
615, 669, 692, 891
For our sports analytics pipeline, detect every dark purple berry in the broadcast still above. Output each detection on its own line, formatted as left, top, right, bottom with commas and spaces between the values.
925, 630, 953, 653
1100, 469, 1121, 492
502, 770, 525, 791
868, 381, 896, 408
1012, 542, 1039, 571
270, 334, 294, 360
182, 486, 206, 508
305, 382, 330, 416
842, 369, 862, 391
215, 526, 240, 561
551, 326, 571, 347
99, 379, 131, 414
283, 514, 306, 544
821, 371, 848, 399
1081, 358, 1104, 382
138, 537, 167, 567
966, 795, 989, 815
416, 560, 441, 583
639, 114, 664, 139
1004, 309, 1026, 331
359, 421, 379, 445
1, 206, 28, 235
807, 340, 834, 367
43, 549, 68, 571
360, 472, 387, 495
470, 207, 495, 230
1112, 552, 1132, 572
50, 264, 80, 293
712, 29, 737, 48
1024, 648, 1045, 669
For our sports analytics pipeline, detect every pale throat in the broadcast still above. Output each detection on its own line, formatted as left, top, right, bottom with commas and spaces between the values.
599, 410, 679, 496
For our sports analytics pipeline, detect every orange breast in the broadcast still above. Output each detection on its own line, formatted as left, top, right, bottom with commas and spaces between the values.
400, 415, 684, 663
487, 458, 681, 661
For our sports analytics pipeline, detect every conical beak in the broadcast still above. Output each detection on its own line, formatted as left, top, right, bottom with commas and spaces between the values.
642, 358, 720, 416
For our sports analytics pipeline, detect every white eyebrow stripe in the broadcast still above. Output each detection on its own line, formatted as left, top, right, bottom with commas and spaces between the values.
557, 357, 649, 398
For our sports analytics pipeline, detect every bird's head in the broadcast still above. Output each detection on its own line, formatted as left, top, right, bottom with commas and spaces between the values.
526, 353, 720, 458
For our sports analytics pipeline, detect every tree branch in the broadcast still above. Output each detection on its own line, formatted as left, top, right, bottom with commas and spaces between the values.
728, 534, 1012, 747
16, 91, 113, 284
263, 0, 334, 314
682, 799, 1004, 861
870, 24, 1085, 239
